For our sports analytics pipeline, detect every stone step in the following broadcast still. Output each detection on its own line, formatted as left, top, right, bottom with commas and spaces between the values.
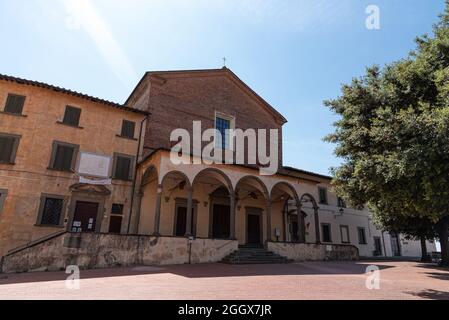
221, 246, 292, 265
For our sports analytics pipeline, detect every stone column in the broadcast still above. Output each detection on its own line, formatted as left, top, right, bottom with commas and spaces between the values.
185, 186, 193, 237
229, 193, 236, 239
153, 184, 162, 236
314, 205, 321, 244
266, 200, 272, 242
132, 191, 143, 234
296, 202, 306, 243
283, 208, 288, 242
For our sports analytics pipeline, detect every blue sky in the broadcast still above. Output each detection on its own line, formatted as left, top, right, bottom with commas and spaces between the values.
0, 0, 445, 175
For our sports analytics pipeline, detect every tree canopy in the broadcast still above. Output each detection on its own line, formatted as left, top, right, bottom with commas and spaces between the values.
325, 2, 449, 265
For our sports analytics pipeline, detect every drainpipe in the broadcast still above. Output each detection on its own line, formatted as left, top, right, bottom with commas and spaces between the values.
127, 115, 149, 234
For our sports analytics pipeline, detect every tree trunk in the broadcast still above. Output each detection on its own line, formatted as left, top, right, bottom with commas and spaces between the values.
438, 217, 449, 267
420, 236, 430, 262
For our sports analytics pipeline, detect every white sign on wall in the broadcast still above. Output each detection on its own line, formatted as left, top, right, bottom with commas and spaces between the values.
77, 152, 111, 179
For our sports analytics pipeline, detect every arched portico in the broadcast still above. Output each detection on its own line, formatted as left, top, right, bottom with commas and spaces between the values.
270, 182, 304, 243
192, 168, 236, 239
235, 176, 270, 245
299, 193, 320, 244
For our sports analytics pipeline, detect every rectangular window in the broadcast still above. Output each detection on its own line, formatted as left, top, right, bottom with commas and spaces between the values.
109, 203, 124, 234
37, 195, 65, 227
215, 115, 231, 149
358, 227, 367, 244
318, 187, 328, 204
0, 133, 21, 164
340, 225, 350, 243
337, 197, 346, 208
120, 120, 136, 139
49, 141, 79, 172
62, 106, 81, 127
112, 153, 134, 181
321, 223, 332, 243
4, 94, 25, 115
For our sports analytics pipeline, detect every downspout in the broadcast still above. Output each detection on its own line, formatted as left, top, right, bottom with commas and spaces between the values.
127, 115, 149, 234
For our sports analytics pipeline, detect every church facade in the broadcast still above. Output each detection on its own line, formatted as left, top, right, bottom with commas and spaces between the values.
0, 69, 436, 272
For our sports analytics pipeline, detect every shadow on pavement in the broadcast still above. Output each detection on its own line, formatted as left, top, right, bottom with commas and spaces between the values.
0, 261, 396, 285
406, 289, 449, 300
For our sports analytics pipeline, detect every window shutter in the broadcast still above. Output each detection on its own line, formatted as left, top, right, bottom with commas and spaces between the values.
53, 145, 74, 171
4, 94, 25, 115
63, 106, 81, 126
115, 156, 131, 180
0, 136, 14, 163
121, 120, 135, 139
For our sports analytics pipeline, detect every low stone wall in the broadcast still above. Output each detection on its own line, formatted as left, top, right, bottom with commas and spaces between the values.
267, 242, 359, 262
1, 233, 238, 273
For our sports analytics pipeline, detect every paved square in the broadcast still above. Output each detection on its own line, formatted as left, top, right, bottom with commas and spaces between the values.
0, 261, 448, 300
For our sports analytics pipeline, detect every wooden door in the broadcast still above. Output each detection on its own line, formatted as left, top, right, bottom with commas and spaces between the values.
212, 204, 230, 239
71, 201, 99, 233
247, 213, 261, 244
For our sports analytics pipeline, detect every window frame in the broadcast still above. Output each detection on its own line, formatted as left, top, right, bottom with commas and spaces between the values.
112, 152, 135, 181
318, 187, 328, 205
3, 93, 26, 116
340, 225, 350, 244
321, 223, 332, 243
0, 132, 21, 165
59, 105, 82, 128
118, 120, 137, 140
35, 193, 67, 228
0, 188, 8, 215
357, 227, 367, 245
48, 140, 79, 172
214, 111, 235, 150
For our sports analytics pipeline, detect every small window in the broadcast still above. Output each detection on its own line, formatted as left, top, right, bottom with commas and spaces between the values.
0, 133, 21, 164
121, 120, 136, 139
37, 195, 65, 227
215, 115, 232, 149
358, 227, 367, 244
113, 153, 134, 181
62, 106, 81, 127
4, 94, 25, 115
321, 223, 332, 243
49, 141, 79, 172
111, 203, 124, 215
340, 225, 350, 243
0, 189, 8, 214
318, 187, 328, 204
337, 197, 346, 208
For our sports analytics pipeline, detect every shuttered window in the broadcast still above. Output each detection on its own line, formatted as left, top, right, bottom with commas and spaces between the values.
62, 106, 81, 127
121, 120, 135, 139
0, 134, 20, 164
49, 141, 78, 172
113, 155, 132, 180
318, 187, 328, 204
358, 227, 367, 244
40, 197, 64, 226
4, 94, 25, 115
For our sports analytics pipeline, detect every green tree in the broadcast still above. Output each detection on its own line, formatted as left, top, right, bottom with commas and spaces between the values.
325, 2, 449, 266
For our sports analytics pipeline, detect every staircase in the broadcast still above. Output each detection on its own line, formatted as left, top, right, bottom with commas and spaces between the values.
221, 244, 293, 264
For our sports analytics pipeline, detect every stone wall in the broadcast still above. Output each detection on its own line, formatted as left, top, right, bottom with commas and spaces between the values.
1, 233, 238, 273
267, 242, 359, 262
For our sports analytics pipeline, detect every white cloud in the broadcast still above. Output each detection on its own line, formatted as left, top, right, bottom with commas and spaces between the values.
62, 0, 137, 88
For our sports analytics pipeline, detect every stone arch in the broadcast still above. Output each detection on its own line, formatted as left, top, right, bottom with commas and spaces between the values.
299, 193, 320, 244
192, 168, 234, 194
235, 175, 270, 201
270, 181, 300, 204
160, 170, 192, 189
140, 165, 159, 190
